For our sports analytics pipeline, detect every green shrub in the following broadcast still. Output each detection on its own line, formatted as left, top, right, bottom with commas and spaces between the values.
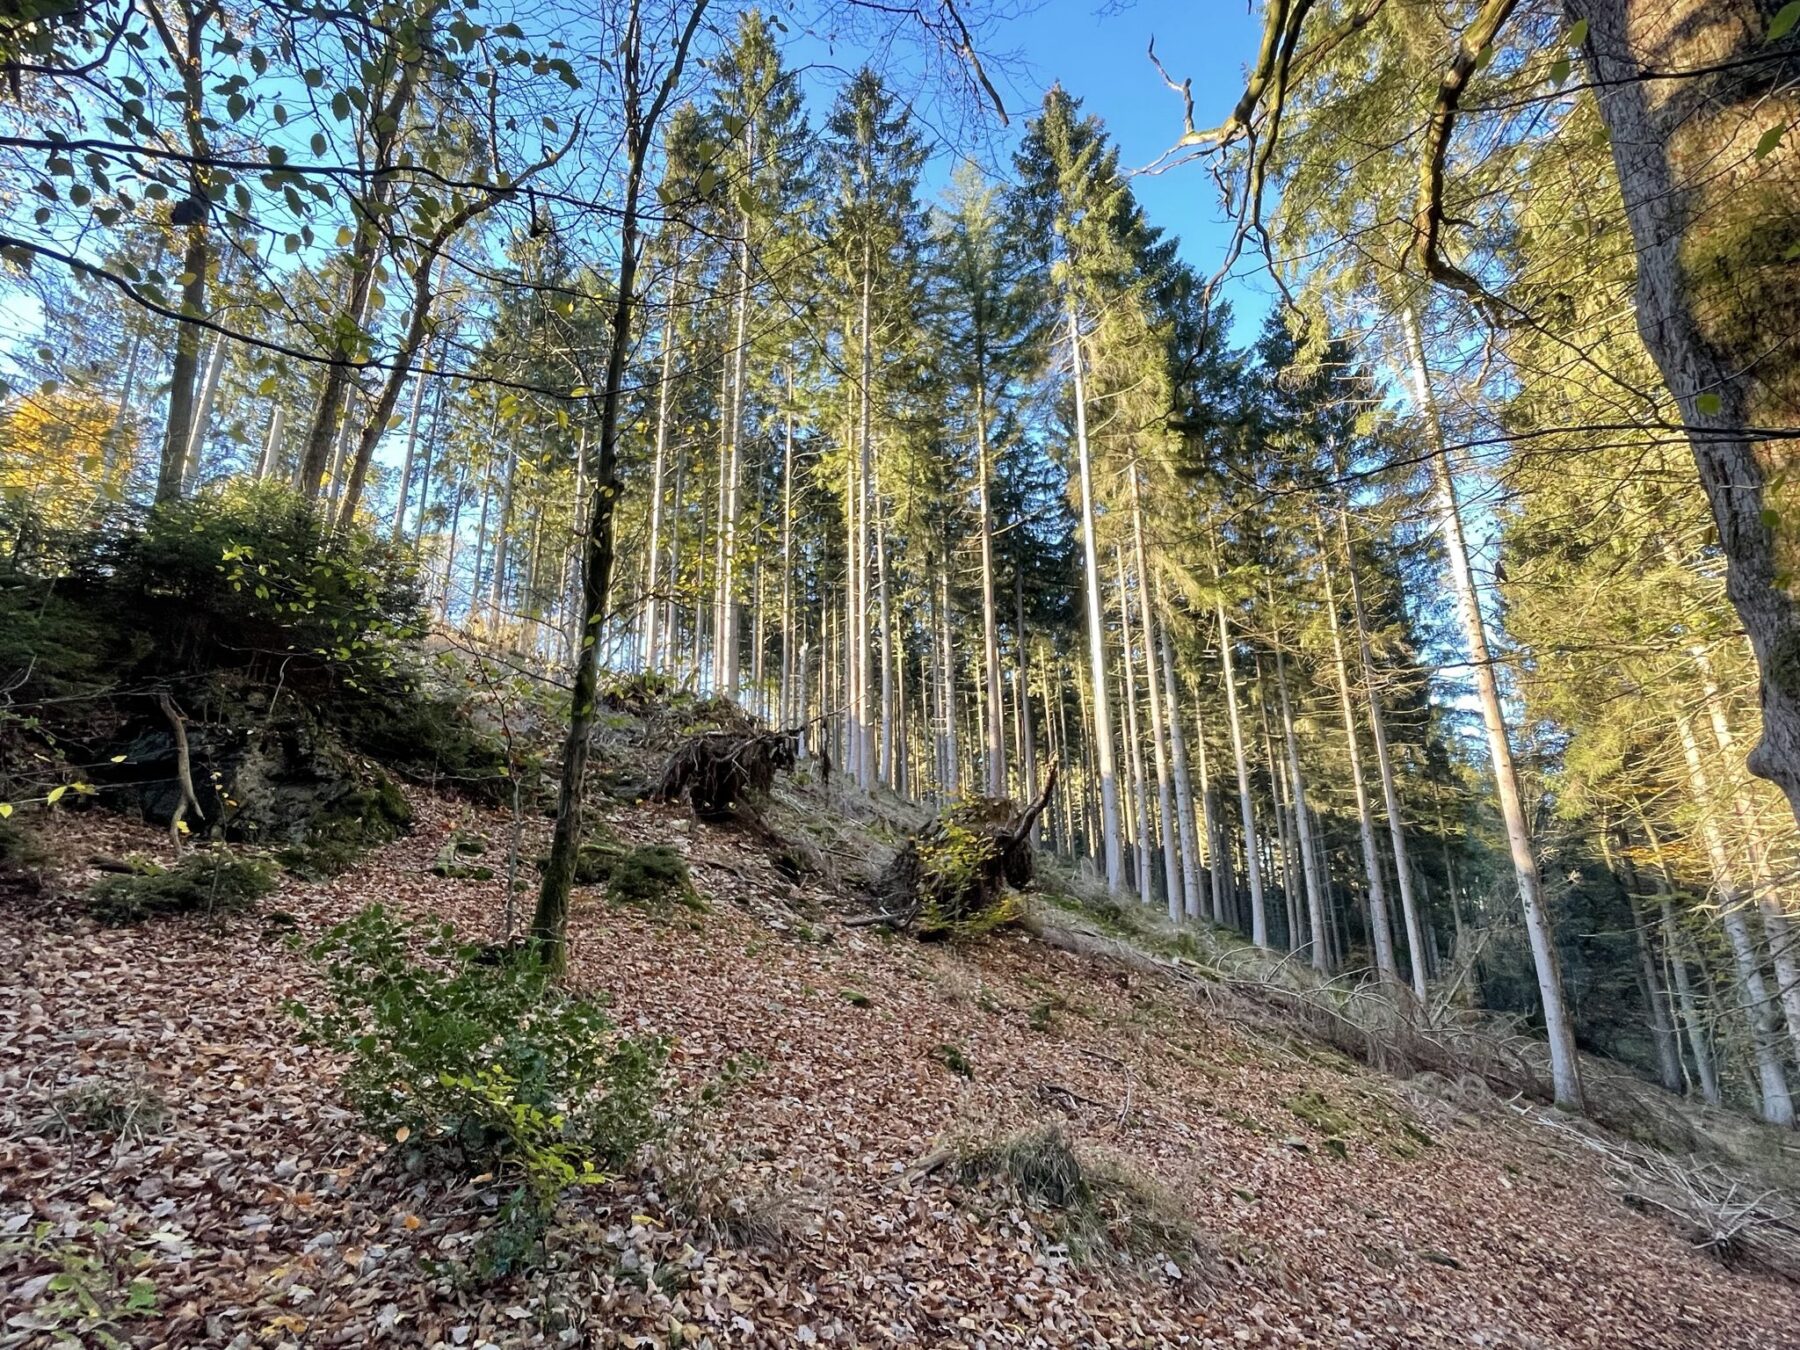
88, 850, 277, 924
110, 481, 424, 690
289, 905, 669, 1210
0, 815, 46, 871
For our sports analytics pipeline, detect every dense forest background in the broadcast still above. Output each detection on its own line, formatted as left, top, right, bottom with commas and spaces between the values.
3, 0, 1799, 1130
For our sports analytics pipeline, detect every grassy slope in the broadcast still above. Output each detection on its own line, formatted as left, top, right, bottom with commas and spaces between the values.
3, 785, 1799, 1349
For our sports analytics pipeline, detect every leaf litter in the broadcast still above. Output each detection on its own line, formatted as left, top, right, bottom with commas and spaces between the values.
3, 791, 1798, 1348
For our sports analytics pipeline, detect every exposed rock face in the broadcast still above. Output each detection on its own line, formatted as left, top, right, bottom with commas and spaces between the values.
101, 711, 408, 846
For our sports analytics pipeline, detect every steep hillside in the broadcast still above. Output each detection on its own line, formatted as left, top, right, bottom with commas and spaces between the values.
5, 771, 1800, 1349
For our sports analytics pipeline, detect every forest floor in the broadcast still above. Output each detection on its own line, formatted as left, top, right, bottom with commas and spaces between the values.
5, 782, 1800, 1349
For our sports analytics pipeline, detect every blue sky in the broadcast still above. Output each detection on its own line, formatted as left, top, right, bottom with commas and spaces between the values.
788, 0, 1274, 341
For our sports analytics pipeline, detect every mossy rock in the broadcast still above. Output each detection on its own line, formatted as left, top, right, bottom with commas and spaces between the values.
277, 771, 412, 879
429, 830, 494, 880
89, 850, 278, 924
608, 844, 701, 912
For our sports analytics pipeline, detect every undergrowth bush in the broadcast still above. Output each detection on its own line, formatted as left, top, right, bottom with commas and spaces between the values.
288, 905, 670, 1213
88, 850, 277, 924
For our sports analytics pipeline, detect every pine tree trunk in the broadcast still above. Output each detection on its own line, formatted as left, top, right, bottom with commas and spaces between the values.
1275, 635, 1330, 972
1638, 808, 1725, 1107
1341, 511, 1427, 998
1675, 710, 1794, 1124
1683, 636, 1800, 1061
1403, 305, 1583, 1109
643, 260, 683, 672
857, 257, 877, 784
1116, 550, 1153, 903
1131, 481, 1181, 913
875, 458, 896, 788
1319, 541, 1400, 984
1214, 586, 1267, 946
1016, 573, 1040, 836
1156, 576, 1203, 920
977, 378, 1006, 797
1067, 299, 1122, 890
779, 362, 796, 725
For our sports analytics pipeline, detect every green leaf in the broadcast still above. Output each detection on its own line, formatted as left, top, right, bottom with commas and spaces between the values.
1763, 509, 1783, 530
0, 803, 12, 818
1696, 392, 1722, 415
1754, 124, 1785, 159
1568, 18, 1588, 46
46, 785, 66, 805
1771, 1, 1800, 41
1548, 55, 1570, 86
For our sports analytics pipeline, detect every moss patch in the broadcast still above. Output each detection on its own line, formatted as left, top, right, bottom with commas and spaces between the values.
89, 850, 278, 924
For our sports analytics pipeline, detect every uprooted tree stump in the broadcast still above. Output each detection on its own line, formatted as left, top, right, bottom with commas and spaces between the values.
650, 729, 799, 821
856, 766, 1058, 937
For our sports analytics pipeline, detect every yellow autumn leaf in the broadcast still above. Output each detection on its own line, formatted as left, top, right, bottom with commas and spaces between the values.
45, 785, 66, 805
394, 1126, 410, 1143
402, 1213, 421, 1230
110, 754, 127, 763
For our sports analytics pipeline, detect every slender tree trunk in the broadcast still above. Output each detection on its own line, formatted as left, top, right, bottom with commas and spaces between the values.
1017, 573, 1040, 836
779, 362, 796, 725
1319, 541, 1400, 984
1275, 634, 1329, 972
1638, 807, 1724, 1106
875, 458, 896, 788
1116, 550, 1153, 904
1683, 635, 1800, 1061
643, 258, 683, 672
976, 378, 1006, 796
412, 372, 449, 549
1402, 305, 1583, 1109
1132, 479, 1180, 913
533, 0, 710, 968
181, 328, 228, 490
1214, 583, 1267, 946
157, 229, 210, 504
1341, 511, 1427, 998
1067, 299, 1121, 889
1156, 577, 1203, 921
718, 204, 752, 700
1675, 710, 1794, 1124
392, 346, 433, 539
257, 405, 285, 481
